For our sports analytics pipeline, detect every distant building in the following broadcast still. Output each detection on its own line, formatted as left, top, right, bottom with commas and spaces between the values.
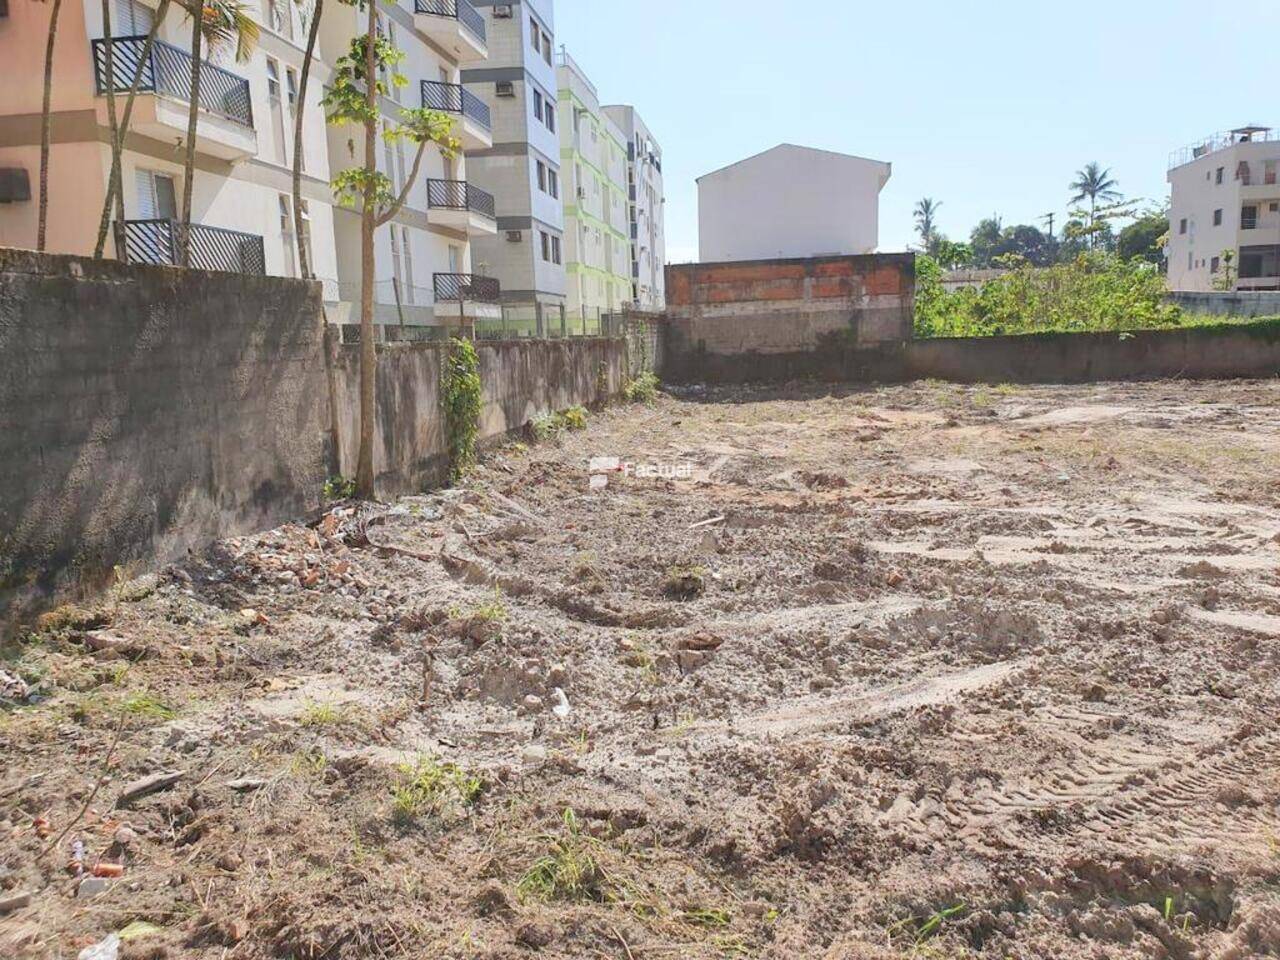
1167, 125, 1280, 292
603, 104, 666, 310
697, 144, 890, 263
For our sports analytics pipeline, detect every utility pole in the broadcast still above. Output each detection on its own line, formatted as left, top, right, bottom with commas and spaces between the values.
1042, 212, 1055, 239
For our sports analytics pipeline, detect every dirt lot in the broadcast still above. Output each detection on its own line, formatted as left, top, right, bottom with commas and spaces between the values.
3, 378, 1280, 959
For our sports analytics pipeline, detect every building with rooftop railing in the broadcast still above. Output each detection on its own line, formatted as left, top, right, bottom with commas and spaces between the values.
0, 0, 499, 337
603, 103, 665, 310
1167, 125, 1280, 292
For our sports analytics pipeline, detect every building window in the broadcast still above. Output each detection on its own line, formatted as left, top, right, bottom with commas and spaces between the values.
545, 102, 555, 134
1213, 209, 1223, 226
536, 159, 546, 193
1215, 167, 1224, 185
266, 58, 281, 99
551, 235, 561, 264
530, 18, 540, 53
532, 89, 543, 122
1242, 205, 1259, 230
540, 230, 551, 263
1179, 218, 1187, 235
541, 30, 552, 65
547, 168, 558, 199
1211, 256, 1220, 274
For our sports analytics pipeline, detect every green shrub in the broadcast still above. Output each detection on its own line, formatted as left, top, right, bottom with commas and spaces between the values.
623, 370, 660, 403
442, 338, 482, 481
322, 476, 356, 501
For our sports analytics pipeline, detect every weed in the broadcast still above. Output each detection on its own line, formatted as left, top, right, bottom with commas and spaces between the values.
623, 371, 660, 404
391, 755, 483, 824
887, 903, 966, 945
298, 700, 346, 729
517, 808, 611, 903
322, 476, 357, 501
681, 907, 733, 927
451, 588, 507, 625
121, 691, 176, 721
290, 747, 328, 779
560, 405, 588, 431
663, 564, 707, 599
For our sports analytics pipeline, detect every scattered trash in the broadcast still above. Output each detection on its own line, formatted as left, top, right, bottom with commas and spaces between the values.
115, 770, 185, 809
687, 515, 726, 530
0, 669, 30, 703
225, 777, 268, 792
551, 687, 572, 720
32, 816, 52, 838
92, 863, 125, 878
77, 933, 119, 960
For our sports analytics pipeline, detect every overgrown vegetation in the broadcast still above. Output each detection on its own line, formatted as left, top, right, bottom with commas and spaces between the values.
531, 406, 589, 441
914, 252, 1182, 338
442, 337, 483, 482
623, 370, 660, 404
322, 475, 356, 501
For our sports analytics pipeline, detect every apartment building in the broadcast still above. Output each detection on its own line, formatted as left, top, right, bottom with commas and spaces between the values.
554, 49, 630, 328
461, 0, 566, 335
602, 104, 665, 310
0, 0, 498, 334
318, 0, 499, 332
1167, 126, 1280, 292
0, 0, 339, 282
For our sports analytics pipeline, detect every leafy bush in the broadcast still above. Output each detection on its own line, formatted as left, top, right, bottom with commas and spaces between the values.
623, 370, 660, 403
531, 406, 588, 441
915, 252, 1182, 339
322, 476, 356, 501
442, 338, 482, 481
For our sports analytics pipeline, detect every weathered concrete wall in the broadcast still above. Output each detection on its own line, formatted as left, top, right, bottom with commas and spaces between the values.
0, 249, 330, 614
330, 337, 629, 496
658, 323, 1280, 386
663, 255, 915, 381
1167, 290, 1280, 318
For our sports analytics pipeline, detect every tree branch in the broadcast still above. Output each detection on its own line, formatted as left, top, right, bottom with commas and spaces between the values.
375, 137, 429, 228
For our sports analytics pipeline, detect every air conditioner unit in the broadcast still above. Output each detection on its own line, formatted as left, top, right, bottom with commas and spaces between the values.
506, 230, 523, 243
494, 4, 512, 16
495, 80, 515, 98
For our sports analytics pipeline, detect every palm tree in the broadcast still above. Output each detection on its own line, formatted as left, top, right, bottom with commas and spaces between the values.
292, 0, 323, 279
37, 0, 66, 252
1069, 163, 1121, 246
913, 198, 941, 253
93, 0, 172, 258
178, 0, 258, 266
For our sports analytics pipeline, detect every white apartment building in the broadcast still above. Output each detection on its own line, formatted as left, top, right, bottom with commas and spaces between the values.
461, 0, 567, 336
698, 144, 890, 263
603, 104, 665, 311
1167, 126, 1280, 292
0, 0, 498, 336
318, 0, 499, 333
556, 48, 630, 328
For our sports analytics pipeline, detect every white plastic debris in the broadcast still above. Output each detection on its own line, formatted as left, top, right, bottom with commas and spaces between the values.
551, 687, 571, 720
78, 934, 120, 960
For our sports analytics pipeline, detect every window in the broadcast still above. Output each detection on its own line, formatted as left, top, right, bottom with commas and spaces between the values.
279, 194, 297, 277
1236, 161, 1251, 185
1266, 161, 1278, 186
387, 22, 400, 101
285, 67, 298, 113
1216, 167, 1224, 185
547, 168, 558, 199
532, 90, 543, 123
115, 0, 153, 35
1242, 205, 1259, 230
551, 235, 561, 265
266, 58, 281, 99
1270, 202, 1279, 213
540, 230, 551, 263
1179, 218, 1187, 235
136, 169, 176, 220
1211, 256, 1220, 274
542, 30, 552, 65
1213, 209, 1223, 226
536, 160, 547, 193
1187, 252, 1193, 270
530, 18, 540, 53
544, 102, 555, 134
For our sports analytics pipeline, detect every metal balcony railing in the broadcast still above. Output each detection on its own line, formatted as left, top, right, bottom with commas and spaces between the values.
114, 219, 266, 274
421, 80, 490, 131
426, 179, 496, 219
414, 0, 486, 44
434, 272, 500, 303
91, 36, 254, 128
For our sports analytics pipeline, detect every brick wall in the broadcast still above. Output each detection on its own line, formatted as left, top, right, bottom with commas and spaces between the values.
662, 254, 915, 381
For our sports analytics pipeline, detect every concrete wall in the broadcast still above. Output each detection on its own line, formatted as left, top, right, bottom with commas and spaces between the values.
657, 322, 1280, 386
329, 336, 630, 497
0, 249, 330, 614
662, 254, 916, 382
1168, 290, 1280, 317
697, 145, 891, 262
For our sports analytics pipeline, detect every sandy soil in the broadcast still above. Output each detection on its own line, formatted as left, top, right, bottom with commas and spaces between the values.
3, 378, 1280, 959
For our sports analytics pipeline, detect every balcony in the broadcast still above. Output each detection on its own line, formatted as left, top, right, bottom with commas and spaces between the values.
426, 179, 497, 235
91, 37, 257, 161
421, 80, 491, 151
433, 272, 501, 322
413, 0, 487, 63
114, 219, 266, 274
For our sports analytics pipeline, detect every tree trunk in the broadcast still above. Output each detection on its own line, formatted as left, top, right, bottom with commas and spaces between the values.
179, 0, 204, 267
95, 0, 120, 260
292, 0, 322, 280
38, 0, 65, 253
94, 2, 169, 258
354, 0, 378, 499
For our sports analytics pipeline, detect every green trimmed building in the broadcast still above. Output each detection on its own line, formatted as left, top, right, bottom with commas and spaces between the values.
556, 49, 633, 331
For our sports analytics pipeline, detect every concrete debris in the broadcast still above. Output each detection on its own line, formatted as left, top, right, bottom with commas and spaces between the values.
115, 771, 185, 809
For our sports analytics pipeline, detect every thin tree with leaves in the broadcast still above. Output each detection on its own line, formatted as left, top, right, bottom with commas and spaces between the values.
1069, 163, 1122, 247
913, 198, 942, 254
37, 0, 66, 252
178, 0, 258, 266
291, 0, 323, 278
323, 1, 458, 498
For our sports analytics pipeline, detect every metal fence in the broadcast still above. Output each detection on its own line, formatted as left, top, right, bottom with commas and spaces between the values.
414, 0, 486, 44
114, 219, 266, 274
91, 36, 254, 127
433, 272, 501, 303
421, 80, 491, 131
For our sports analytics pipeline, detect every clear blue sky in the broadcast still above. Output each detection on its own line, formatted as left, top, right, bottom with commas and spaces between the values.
553, 0, 1279, 262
